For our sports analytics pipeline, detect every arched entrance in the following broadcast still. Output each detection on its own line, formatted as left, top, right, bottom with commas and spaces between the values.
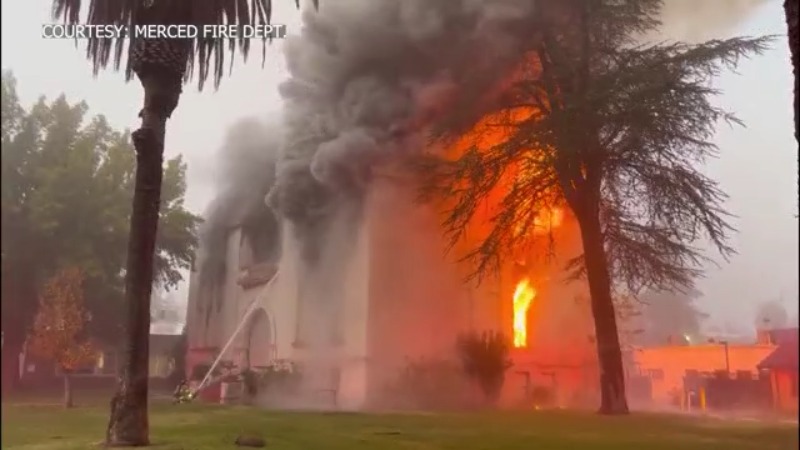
246, 308, 273, 369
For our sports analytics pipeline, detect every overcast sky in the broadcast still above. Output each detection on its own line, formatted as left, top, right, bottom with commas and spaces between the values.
2, 0, 797, 332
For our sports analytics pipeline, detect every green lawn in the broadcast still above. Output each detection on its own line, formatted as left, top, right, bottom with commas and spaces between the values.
2, 400, 797, 450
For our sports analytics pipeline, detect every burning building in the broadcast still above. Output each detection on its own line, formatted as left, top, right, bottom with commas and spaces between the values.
186, 0, 767, 411
186, 167, 599, 410
186, 103, 600, 409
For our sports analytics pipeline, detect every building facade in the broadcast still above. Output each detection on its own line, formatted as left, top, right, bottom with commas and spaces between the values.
186, 174, 599, 410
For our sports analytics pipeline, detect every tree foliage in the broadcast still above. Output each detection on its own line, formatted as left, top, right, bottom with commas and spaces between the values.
456, 330, 512, 405
28, 267, 96, 372
46, 0, 309, 442
0, 71, 199, 346
417, 0, 771, 414
50, 0, 315, 90
419, 1, 773, 301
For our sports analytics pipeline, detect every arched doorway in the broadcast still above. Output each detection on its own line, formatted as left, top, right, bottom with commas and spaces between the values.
246, 308, 273, 369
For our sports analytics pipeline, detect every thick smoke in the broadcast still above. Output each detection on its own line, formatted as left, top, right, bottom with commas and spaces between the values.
196, 118, 283, 313
267, 0, 767, 264
266, 0, 540, 264
205, 118, 282, 231
262, 2, 543, 400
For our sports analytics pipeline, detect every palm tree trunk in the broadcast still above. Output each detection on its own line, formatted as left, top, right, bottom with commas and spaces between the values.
577, 209, 629, 415
104, 0, 189, 443
105, 70, 181, 446
786, 0, 799, 143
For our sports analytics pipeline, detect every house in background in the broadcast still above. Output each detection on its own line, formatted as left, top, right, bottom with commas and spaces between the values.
18, 334, 179, 382
757, 328, 798, 415
632, 342, 776, 405
19, 340, 118, 381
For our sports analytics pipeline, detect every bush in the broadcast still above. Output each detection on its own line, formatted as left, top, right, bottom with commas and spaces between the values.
388, 357, 474, 410
529, 385, 556, 407
258, 359, 303, 393
230, 360, 304, 405
456, 330, 513, 405
241, 368, 259, 398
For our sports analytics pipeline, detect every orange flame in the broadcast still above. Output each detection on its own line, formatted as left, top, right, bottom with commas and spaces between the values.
512, 278, 536, 348
533, 208, 564, 232
515, 207, 565, 238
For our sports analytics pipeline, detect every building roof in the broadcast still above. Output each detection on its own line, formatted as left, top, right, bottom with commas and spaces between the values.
758, 338, 799, 371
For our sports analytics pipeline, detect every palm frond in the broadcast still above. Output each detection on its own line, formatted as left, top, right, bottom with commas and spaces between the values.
51, 0, 309, 89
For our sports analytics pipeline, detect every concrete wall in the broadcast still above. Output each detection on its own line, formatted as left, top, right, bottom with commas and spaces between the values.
187, 226, 283, 372
360, 176, 600, 409
334, 213, 371, 410
220, 228, 244, 364
186, 264, 225, 366
235, 225, 301, 367
364, 177, 478, 404
185, 269, 203, 349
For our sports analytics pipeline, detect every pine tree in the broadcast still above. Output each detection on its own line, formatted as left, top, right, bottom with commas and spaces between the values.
419, 0, 771, 414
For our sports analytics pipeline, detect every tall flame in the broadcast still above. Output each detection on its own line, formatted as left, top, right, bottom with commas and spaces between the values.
512, 278, 536, 348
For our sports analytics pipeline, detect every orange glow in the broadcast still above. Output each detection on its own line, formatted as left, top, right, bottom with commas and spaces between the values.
431, 56, 570, 349
515, 207, 565, 238
512, 278, 536, 348
533, 208, 564, 232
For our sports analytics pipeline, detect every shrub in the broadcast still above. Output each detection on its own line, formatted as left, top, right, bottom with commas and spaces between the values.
456, 330, 513, 405
240, 368, 259, 399
255, 359, 303, 394
530, 385, 556, 407
388, 357, 474, 410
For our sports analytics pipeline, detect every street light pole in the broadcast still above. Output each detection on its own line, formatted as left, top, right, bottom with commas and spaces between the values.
721, 340, 730, 374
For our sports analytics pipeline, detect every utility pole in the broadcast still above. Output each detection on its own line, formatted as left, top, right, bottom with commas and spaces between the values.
721, 340, 730, 374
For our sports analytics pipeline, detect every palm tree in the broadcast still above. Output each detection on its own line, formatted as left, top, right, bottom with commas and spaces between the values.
50, 0, 313, 445
785, 0, 798, 142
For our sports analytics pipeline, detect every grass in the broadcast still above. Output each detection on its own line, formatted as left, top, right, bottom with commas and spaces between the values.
2, 398, 797, 450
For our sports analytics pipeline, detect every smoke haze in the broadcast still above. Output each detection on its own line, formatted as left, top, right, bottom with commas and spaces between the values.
196, 118, 283, 293
267, 0, 769, 263
656, 0, 769, 42
267, 0, 540, 262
